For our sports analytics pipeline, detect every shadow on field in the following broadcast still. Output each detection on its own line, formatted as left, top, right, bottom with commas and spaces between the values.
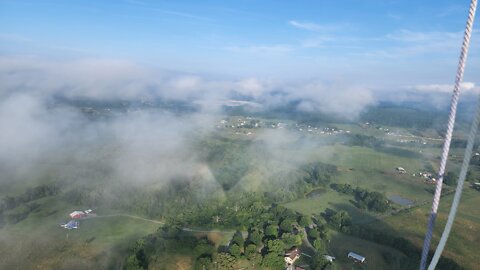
326, 202, 462, 270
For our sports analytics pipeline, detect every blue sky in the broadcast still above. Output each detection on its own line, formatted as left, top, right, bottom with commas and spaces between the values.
1, 0, 479, 85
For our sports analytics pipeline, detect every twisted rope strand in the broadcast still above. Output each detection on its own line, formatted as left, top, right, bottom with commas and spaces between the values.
428, 88, 480, 270
419, 1, 477, 269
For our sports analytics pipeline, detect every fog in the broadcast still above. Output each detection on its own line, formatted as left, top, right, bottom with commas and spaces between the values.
0, 55, 473, 189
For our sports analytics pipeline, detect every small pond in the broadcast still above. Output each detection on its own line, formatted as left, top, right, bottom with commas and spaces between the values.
388, 194, 414, 206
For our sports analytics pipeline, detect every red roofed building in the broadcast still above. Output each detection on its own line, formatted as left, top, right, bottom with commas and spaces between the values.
284, 246, 301, 266
69, 211, 85, 219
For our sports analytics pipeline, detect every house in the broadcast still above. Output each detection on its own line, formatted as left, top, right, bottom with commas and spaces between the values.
348, 251, 366, 263
69, 211, 85, 219
284, 247, 301, 266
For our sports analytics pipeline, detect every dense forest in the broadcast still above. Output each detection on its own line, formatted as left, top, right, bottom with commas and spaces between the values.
125, 204, 332, 270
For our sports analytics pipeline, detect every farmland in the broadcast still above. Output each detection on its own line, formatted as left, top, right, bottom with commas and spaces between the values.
1, 108, 479, 270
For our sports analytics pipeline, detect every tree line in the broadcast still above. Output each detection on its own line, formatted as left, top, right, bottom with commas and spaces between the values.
330, 183, 390, 212
0, 183, 60, 227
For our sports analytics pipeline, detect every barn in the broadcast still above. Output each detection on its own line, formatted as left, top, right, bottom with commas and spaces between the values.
69, 211, 85, 219
348, 251, 366, 263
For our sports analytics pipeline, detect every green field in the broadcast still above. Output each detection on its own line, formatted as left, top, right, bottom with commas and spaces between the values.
329, 231, 407, 270
364, 188, 480, 270
1, 117, 479, 269
0, 196, 161, 269
280, 129, 478, 269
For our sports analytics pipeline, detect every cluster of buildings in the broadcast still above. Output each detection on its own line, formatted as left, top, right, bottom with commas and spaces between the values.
395, 138, 428, 145
283, 246, 363, 269
69, 209, 94, 219
60, 209, 95, 230
396, 167, 439, 184
294, 124, 351, 136
413, 172, 437, 183
217, 117, 356, 139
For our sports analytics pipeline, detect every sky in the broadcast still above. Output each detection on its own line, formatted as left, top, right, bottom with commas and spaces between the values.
1, 0, 479, 85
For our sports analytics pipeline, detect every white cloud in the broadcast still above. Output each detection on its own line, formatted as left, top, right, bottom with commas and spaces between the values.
290, 81, 375, 118
415, 82, 479, 93
369, 29, 466, 58
0, 56, 380, 118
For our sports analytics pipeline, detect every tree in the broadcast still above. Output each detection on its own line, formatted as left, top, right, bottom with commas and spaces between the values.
261, 253, 284, 268
229, 243, 241, 258
312, 253, 330, 270
194, 238, 215, 258
195, 257, 212, 270
317, 224, 330, 240
265, 224, 278, 238
265, 239, 285, 255
328, 210, 351, 230
213, 252, 236, 270
125, 254, 144, 270
248, 230, 263, 245
308, 228, 320, 239
128, 239, 148, 269
466, 170, 476, 182
281, 232, 301, 248
244, 244, 257, 259
280, 218, 294, 232
444, 171, 458, 186
298, 215, 312, 227
231, 230, 244, 248
313, 239, 324, 252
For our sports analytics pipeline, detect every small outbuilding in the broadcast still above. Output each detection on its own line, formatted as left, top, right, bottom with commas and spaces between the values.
472, 182, 480, 191
347, 251, 366, 263
61, 220, 79, 229
324, 255, 336, 262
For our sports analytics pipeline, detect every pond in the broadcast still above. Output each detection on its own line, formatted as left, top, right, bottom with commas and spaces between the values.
388, 194, 414, 206
306, 188, 327, 198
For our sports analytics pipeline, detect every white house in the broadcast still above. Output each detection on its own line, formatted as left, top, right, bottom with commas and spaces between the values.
284, 247, 301, 266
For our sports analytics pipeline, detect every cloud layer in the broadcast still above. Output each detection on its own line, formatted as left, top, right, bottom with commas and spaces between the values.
0, 56, 379, 118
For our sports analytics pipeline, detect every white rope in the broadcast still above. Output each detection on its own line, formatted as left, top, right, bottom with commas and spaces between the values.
419, 0, 477, 269
428, 89, 480, 270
